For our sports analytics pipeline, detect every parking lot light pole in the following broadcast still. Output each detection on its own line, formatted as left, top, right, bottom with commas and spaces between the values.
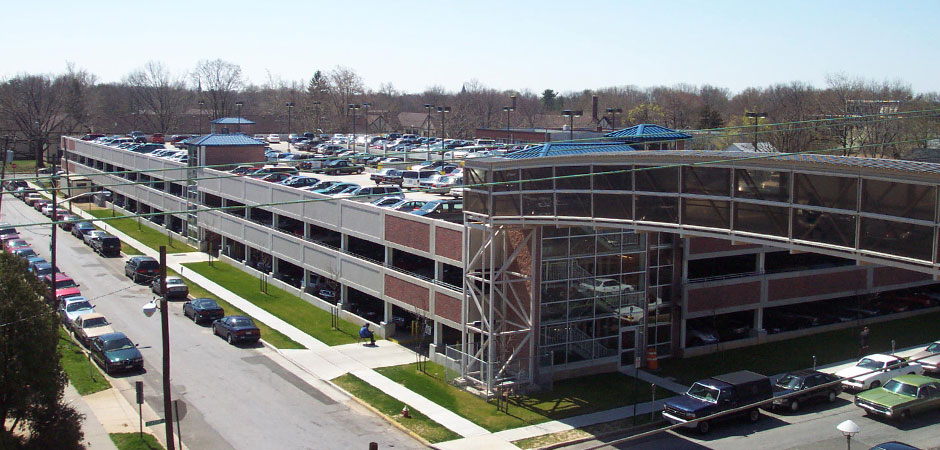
438, 106, 450, 159
562, 110, 583, 141
235, 101, 244, 134
285, 102, 295, 153
347, 104, 360, 151
606, 107, 622, 130
197, 101, 205, 135
745, 111, 767, 151
424, 104, 434, 160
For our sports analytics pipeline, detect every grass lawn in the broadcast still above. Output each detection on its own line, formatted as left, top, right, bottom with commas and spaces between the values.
333, 373, 460, 444
166, 268, 303, 350
110, 433, 164, 450
8, 159, 38, 175
57, 327, 110, 395
182, 261, 362, 346
375, 362, 653, 432
513, 413, 661, 449
85, 209, 196, 254
659, 311, 940, 385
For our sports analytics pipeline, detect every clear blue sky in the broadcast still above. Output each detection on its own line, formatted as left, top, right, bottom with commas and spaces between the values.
5, 0, 939, 95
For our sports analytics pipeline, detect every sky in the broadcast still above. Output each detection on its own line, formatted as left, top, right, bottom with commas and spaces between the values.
4, 0, 940, 95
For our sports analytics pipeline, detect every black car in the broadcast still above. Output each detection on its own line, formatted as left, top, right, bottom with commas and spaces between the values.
29, 261, 58, 278
91, 234, 121, 257
71, 221, 96, 239
770, 370, 842, 412
212, 316, 261, 345
124, 256, 160, 283
89, 332, 144, 375
183, 298, 225, 324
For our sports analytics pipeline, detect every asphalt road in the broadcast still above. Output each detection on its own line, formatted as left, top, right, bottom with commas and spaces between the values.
561, 387, 940, 450
2, 196, 423, 450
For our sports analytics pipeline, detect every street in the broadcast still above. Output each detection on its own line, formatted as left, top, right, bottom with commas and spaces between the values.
2, 196, 422, 450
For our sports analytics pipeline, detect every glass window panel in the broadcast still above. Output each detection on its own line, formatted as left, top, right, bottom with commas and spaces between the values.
735, 169, 789, 202
733, 202, 789, 237
522, 167, 553, 191
635, 166, 679, 192
542, 238, 569, 260
594, 337, 619, 358
569, 235, 596, 257
568, 300, 594, 320
542, 226, 570, 238
593, 193, 632, 220
656, 248, 674, 266
655, 267, 673, 286
596, 234, 623, 254
566, 343, 589, 363
862, 179, 936, 222
540, 326, 568, 346
466, 168, 487, 189
492, 193, 520, 216
544, 345, 566, 365
593, 165, 632, 190
595, 255, 622, 276
594, 297, 619, 317
464, 190, 488, 214
557, 193, 592, 217
636, 196, 678, 223
647, 324, 671, 345
682, 199, 731, 229
540, 302, 568, 325
569, 319, 595, 341
541, 260, 570, 281
556, 166, 592, 190
621, 253, 643, 273
683, 167, 730, 196
859, 217, 935, 262
522, 193, 554, 216
794, 173, 858, 210
573, 257, 595, 277
541, 281, 569, 303
492, 169, 519, 192
792, 209, 857, 248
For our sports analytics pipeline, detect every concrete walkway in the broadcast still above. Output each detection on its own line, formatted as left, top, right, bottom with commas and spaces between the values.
64, 383, 119, 450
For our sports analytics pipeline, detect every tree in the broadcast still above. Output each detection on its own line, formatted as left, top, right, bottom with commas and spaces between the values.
541, 89, 557, 110
125, 61, 190, 133
0, 74, 75, 168
0, 252, 84, 449
192, 59, 244, 120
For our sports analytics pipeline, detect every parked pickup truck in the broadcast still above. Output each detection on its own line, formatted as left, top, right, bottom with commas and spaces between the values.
315, 159, 365, 175
663, 370, 773, 434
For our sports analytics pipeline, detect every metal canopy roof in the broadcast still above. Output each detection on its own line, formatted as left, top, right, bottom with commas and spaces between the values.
209, 117, 256, 124
181, 134, 266, 146
504, 142, 636, 159
603, 124, 692, 141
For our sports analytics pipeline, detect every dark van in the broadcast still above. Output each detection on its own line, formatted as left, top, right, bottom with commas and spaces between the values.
92, 234, 121, 257
663, 370, 772, 434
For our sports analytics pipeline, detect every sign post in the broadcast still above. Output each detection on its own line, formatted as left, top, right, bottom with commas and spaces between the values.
135, 381, 144, 438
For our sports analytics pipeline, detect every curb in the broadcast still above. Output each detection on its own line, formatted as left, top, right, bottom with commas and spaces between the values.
537, 419, 667, 450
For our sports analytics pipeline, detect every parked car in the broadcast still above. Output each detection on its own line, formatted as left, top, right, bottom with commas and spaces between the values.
71, 221, 96, 239
182, 298, 225, 324
58, 296, 95, 329
71, 313, 115, 347
835, 354, 924, 391
663, 370, 773, 434
334, 185, 403, 202
390, 200, 427, 212
57, 214, 80, 231
409, 199, 463, 221
909, 341, 940, 374
83, 230, 109, 247
371, 195, 408, 208
4, 239, 30, 253
267, 134, 281, 143
686, 327, 721, 347
151, 276, 189, 300
91, 233, 121, 257
212, 316, 261, 345
400, 170, 438, 190
258, 172, 293, 183
89, 332, 144, 375
279, 175, 320, 189
12, 247, 38, 260
370, 168, 402, 185
24, 193, 43, 206
29, 261, 57, 278
125, 256, 160, 283
770, 370, 842, 412
316, 159, 364, 175
855, 374, 940, 420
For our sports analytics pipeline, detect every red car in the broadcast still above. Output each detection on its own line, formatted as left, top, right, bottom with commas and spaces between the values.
4, 239, 30, 253
151, 133, 165, 144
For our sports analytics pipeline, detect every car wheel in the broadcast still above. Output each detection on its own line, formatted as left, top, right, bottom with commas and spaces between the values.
697, 420, 710, 434
870, 381, 881, 389
133, 273, 139, 283
227, 333, 234, 345
212, 325, 218, 336
827, 390, 837, 403
900, 410, 912, 421
789, 400, 800, 412
748, 408, 760, 423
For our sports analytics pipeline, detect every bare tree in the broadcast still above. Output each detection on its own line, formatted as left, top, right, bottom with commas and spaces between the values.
192, 59, 244, 120
326, 66, 365, 132
0, 73, 73, 167
126, 61, 190, 133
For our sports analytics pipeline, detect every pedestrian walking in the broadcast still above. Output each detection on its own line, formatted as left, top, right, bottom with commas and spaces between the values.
859, 326, 870, 357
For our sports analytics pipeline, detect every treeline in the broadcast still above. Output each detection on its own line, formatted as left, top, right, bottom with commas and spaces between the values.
1, 60, 938, 165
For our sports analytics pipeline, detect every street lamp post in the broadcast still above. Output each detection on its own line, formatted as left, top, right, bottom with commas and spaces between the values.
197, 101, 205, 136
606, 107, 623, 130
347, 104, 360, 151
561, 110, 583, 141
285, 102, 295, 153
437, 106, 450, 160
311, 101, 322, 134
837, 420, 860, 450
0, 135, 10, 216
424, 104, 434, 161
502, 106, 514, 144
235, 101, 244, 134
362, 102, 372, 154
745, 111, 768, 152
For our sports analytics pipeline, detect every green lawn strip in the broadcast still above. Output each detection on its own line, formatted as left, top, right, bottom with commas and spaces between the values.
85, 209, 196, 253
164, 268, 304, 350
332, 373, 460, 444
375, 362, 654, 433
659, 311, 940, 385
513, 413, 660, 450
182, 261, 362, 346
110, 432, 164, 450
8, 159, 38, 174
57, 327, 111, 395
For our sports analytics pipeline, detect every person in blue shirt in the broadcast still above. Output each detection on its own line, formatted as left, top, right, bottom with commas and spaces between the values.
360, 323, 375, 345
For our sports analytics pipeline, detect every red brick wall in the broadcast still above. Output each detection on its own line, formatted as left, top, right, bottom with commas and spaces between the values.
385, 215, 430, 252
385, 275, 429, 310
873, 267, 934, 287
435, 227, 462, 261
435, 292, 461, 323
688, 237, 762, 255
768, 269, 867, 301
203, 145, 266, 166
687, 282, 760, 313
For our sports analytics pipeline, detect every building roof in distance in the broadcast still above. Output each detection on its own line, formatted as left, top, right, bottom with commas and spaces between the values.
504, 142, 635, 159
181, 134, 267, 146
210, 117, 256, 125
604, 124, 692, 142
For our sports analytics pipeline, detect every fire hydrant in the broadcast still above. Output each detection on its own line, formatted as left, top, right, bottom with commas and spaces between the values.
401, 405, 410, 418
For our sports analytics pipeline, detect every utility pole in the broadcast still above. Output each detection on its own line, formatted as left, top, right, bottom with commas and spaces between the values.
159, 246, 176, 450
0, 135, 10, 217
50, 143, 58, 303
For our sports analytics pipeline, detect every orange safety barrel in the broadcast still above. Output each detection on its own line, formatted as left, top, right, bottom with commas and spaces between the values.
646, 347, 658, 371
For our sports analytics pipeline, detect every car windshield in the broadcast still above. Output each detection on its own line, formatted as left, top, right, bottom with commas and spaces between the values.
229, 318, 254, 327
857, 358, 887, 370
926, 343, 940, 353
67, 301, 92, 312
194, 299, 218, 308
102, 337, 135, 351
167, 279, 184, 286
687, 382, 720, 402
775, 374, 803, 389
417, 202, 440, 213
882, 380, 918, 397
55, 279, 78, 289
83, 317, 108, 327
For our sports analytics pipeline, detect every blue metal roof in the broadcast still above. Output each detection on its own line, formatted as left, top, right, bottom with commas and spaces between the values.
504, 142, 636, 159
209, 117, 256, 125
181, 134, 266, 146
603, 124, 692, 141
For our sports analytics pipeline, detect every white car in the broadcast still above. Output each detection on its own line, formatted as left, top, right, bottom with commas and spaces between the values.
267, 134, 281, 143
58, 297, 95, 329
253, 134, 266, 142
909, 341, 940, 374
835, 353, 924, 390
577, 278, 635, 296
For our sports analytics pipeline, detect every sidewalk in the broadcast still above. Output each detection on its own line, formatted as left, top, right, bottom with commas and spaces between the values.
64, 383, 119, 450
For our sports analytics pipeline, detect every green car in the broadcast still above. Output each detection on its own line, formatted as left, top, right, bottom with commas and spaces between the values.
855, 374, 940, 420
